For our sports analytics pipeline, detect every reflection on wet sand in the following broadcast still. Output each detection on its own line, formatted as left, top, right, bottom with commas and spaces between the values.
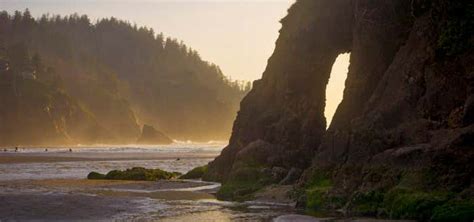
0, 178, 294, 221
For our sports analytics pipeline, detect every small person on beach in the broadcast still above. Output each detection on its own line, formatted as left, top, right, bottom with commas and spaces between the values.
3, 149, 6, 152
69, 148, 73, 152
15, 147, 18, 152
45, 148, 48, 152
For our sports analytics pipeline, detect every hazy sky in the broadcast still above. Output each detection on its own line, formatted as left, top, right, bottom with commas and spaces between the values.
1, 0, 295, 81
1, 0, 350, 124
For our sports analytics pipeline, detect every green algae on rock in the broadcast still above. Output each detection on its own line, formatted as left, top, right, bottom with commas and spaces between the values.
87, 172, 106, 180
87, 167, 181, 181
180, 165, 208, 179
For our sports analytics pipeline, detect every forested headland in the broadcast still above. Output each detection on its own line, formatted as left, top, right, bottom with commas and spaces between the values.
0, 10, 250, 146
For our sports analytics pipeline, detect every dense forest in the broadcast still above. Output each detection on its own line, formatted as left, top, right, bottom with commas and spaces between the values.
0, 10, 250, 146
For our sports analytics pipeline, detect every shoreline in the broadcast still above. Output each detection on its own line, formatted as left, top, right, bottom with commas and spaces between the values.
0, 178, 220, 192
0, 153, 218, 164
0, 141, 228, 149
0, 152, 219, 164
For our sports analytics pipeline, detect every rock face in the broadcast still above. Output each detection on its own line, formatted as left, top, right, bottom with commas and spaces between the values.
137, 125, 173, 145
206, 0, 473, 219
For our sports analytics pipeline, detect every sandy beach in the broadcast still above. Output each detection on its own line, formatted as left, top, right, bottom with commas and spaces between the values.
0, 178, 220, 220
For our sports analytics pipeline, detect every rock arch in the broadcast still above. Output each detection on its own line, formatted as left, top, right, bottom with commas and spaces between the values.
206, 0, 354, 181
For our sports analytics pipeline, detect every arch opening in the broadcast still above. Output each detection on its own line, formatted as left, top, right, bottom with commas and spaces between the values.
325, 53, 350, 128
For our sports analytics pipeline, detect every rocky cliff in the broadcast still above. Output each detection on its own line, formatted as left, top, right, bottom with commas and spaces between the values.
206, 0, 473, 220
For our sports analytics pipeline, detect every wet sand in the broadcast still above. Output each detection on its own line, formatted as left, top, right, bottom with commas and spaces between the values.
30, 178, 215, 192
0, 178, 220, 220
0, 178, 217, 193
0, 193, 141, 221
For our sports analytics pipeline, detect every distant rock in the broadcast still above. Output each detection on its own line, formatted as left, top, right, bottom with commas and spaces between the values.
137, 125, 173, 145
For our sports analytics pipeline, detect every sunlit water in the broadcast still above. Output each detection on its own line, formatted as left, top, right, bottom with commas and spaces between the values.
0, 143, 296, 221
0, 142, 224, 181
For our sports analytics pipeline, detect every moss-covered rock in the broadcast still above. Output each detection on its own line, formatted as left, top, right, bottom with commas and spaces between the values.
87, 167, 181, 181
216, 165, 272, 201
87, 171, 106, 180
180, 165, 208, 179
306, 186, 331, 211
217, 180, 265, 201
350, 190, 385, 216
304, 169, 334, 211
299, 165, 470, 221
431, 200, 474, 222
383, 187, 450, 220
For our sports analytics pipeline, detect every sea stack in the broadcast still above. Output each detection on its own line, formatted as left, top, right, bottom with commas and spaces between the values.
137, 125, 173, 145
205, 0, 473, 219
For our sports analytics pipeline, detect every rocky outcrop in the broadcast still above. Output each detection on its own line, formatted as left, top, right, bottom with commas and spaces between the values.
206, 0, 473, 220
136, 124, 173, 145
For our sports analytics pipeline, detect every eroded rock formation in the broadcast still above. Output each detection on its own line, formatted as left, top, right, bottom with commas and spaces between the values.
137, 124, 173, 145
206, 0, 354, 181
206, 0, 473, 219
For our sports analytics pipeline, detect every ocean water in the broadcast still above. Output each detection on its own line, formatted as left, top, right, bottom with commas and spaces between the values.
0, 158, 216, 181
4, 140, 227, 153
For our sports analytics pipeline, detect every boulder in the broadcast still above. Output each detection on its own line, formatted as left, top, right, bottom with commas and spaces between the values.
137, 124, 172, 145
